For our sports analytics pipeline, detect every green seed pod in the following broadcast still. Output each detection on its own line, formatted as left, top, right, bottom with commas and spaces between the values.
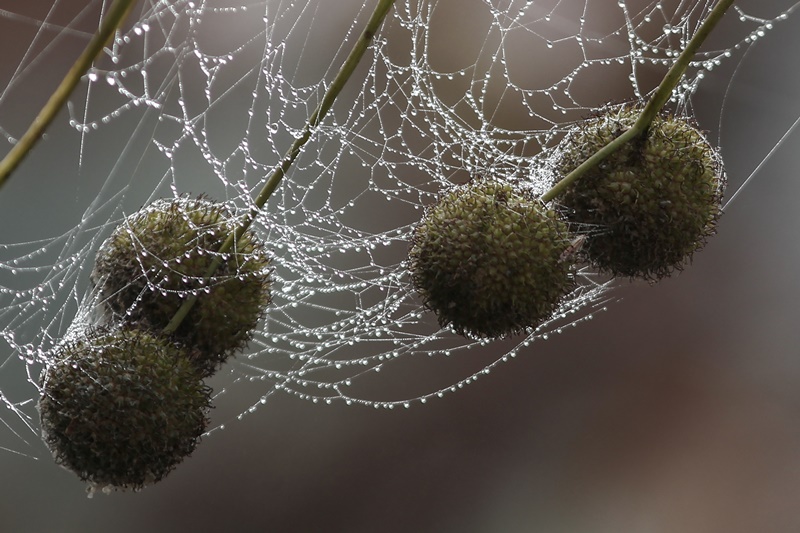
552, 105, 725, 280
91, 197, 272, 376
38, 328, 211, 494
409, 179, 576, 338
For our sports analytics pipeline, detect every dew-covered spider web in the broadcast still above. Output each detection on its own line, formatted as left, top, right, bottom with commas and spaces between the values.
0, 0, 797, 455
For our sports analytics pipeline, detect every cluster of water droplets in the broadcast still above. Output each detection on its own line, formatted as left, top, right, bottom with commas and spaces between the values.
0, 0, 796, 447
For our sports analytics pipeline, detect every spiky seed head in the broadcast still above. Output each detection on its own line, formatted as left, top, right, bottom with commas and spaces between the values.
409, 178, 576, 338
551, 105, 725, 280
38, 328, 211, 494
91, 197, 272, 376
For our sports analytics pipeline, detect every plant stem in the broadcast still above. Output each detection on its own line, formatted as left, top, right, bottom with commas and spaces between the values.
541, 0, 734, 203
0, 0, 136, 191
163, 0, 397, 335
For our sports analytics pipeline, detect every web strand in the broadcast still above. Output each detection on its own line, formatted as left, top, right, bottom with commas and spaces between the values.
0, 0, 797, 450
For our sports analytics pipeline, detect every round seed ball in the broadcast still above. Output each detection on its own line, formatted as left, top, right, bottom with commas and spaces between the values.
38, 328, 211, 494
91, 197, 271, 376
552, 106, 725, 280
409, 179, 576, 338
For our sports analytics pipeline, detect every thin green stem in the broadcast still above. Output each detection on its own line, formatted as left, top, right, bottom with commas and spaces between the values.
0, 0, 136, 191
163, 0, 397, 335
541, 0, 734, 203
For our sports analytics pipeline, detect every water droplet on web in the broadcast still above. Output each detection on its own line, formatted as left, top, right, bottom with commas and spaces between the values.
0, 0, 754, 431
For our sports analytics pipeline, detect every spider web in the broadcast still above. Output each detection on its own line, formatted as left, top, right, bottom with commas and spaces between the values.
0, 0, 796, 455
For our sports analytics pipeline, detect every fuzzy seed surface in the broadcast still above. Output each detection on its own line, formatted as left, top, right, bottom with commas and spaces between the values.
92, 197, 271, 376
38, 329, 211, 493
409, 179, 575, 338
552, 106, 724, 280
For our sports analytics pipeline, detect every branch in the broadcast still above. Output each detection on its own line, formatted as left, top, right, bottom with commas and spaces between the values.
163, 0, 397, 335
0, 0, 136, 191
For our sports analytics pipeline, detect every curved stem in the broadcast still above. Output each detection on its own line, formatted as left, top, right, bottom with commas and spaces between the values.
541, 0, 734, 203
163, 0, 397, 335
0, 0, 136, 191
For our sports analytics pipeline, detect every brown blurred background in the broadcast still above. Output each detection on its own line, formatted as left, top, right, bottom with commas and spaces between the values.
1, 1, 800, 532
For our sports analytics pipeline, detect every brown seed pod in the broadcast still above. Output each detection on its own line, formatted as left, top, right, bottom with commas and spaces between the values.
408, 178, 576, 338
91, 197, 272, 376
551, 105, 725, 280
38, 328, 211, 494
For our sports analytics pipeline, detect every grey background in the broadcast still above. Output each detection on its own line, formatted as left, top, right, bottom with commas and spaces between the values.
1, 1, 800, 532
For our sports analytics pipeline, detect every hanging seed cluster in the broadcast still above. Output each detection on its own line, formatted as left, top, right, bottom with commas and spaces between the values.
39, 196, 272, 494
552, 106, 725, 280
409, 179, 576, 338
408, 106, 725, 337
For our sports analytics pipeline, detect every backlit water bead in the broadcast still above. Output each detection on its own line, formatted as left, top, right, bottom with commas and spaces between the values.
408, 179, 576, 338
551, 105, 725, 280
38, 328, 211, 495
91, 196, 272, 377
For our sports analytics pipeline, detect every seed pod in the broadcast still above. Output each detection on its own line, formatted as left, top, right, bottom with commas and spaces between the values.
38, 328, 211, 494
91, 197, 272, 376
409, 179, 576, 338
552, 105, 725, 280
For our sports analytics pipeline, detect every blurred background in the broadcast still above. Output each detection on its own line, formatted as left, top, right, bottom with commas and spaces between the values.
1, 1, 800, 532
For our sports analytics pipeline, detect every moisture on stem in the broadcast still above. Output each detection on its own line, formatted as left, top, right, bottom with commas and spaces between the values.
163, 0, 397, 335
540, 0, 734, 203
